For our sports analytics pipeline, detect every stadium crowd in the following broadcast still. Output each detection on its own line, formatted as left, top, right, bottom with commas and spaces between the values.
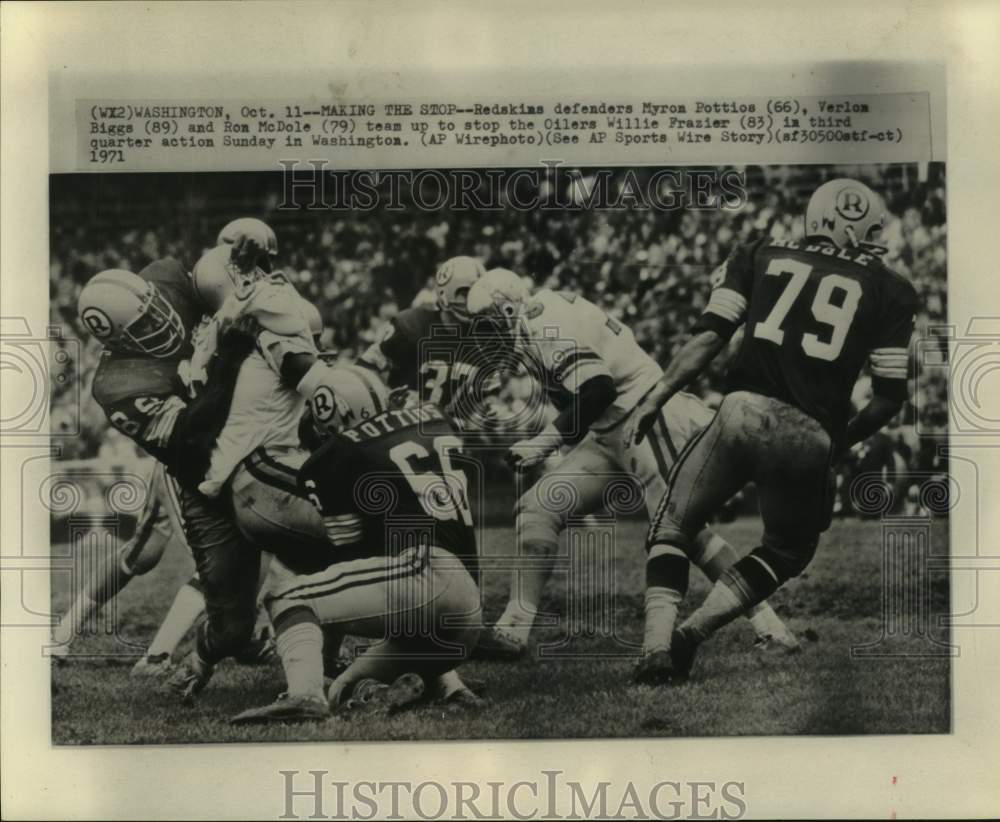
49, 164, 948, 515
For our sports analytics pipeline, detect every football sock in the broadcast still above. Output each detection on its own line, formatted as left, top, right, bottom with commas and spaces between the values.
642, 544, 689, 653
691, 531, 790, 640
497, 535, 554, 644
146, 579, 205, 658
680, 576, 752, 644
52, 593, 101, 651
642, 586, 682, 654
274, 607, 325, 699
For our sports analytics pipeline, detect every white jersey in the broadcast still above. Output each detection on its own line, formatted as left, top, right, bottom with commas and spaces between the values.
199, 281, 317, 498
521, 289, 662, 432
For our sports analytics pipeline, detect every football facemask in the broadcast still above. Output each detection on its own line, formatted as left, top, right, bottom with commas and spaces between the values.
78, 269, 186, 358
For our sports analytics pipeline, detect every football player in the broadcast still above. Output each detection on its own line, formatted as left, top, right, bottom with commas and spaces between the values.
359, 255, 490, 413
628, 178, 917, 683
75, 239, 279, 699
51, 461, 206, 676
232, 394, 483, 724
56, 221, 279, 674
187, 246, 480, 707
464, 269, 795, 671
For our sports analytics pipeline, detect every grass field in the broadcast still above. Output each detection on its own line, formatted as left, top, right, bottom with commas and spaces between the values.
50, 516, 951, 744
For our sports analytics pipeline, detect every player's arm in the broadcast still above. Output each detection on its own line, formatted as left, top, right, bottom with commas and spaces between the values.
843, 396, 903, 452
357, 318, 418, 389
167, 317, 260, 487
844, 280, 917, 451
507, 343, 617, 470
99, 319, 255, 490
631, 246, 754, 444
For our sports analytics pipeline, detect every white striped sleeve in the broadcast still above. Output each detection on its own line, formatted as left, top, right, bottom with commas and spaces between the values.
704, 287, 748, 324
869, 347, 909, 380
323, 513, 363, 546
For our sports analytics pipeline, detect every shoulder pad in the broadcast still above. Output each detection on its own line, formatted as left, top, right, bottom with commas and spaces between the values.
393, 305, 441, 340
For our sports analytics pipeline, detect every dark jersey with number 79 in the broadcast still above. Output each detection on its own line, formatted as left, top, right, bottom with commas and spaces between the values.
298, 403, 478, 577
694, 237, 918, 446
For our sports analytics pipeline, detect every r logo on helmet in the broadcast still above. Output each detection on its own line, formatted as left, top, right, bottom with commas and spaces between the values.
81, 307, 114, 338
312, 385, 337, 422
835, 187, 870, 221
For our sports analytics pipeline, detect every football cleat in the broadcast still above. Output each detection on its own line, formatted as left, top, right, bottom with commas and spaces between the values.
472, 625, 527, 661
633, 649, 681, 686
668, 628, 700, 681
234, 635, 278, 666
439, 687, 484, 712
753, 632, 803, 655
130, 653, 174, 678
231, 692, 330, 725
166, 650, 214, 704
336, 673, 426, 716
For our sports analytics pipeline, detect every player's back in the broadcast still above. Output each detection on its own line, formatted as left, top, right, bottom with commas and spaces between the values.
299, 403, 477, 573
368, 305, 480, 406
525, 289, 662, 427
724, 237, 917, 441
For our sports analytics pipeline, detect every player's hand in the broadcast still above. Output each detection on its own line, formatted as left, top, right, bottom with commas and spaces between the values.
506, 425, 562, 471
629, 401, 661, 446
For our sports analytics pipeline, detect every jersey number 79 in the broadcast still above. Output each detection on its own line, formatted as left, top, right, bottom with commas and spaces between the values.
753, 257, 862, 362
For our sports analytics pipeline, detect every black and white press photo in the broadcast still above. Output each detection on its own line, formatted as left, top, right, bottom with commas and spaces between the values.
47, 160, 951, 743
6, 4, 998, 819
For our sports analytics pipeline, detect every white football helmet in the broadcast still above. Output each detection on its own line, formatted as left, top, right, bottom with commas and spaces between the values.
216, 217, 278, 257
435, 256, 486, 322
805, 178, 887, 253
192, 244, 268, 311
309, 365, 390, 435
77, 269, 186, 358
465, 267, 533, 352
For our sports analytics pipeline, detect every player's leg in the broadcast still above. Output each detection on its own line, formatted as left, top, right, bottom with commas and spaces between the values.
325, 549, 482, 710
674, 395, 833, 676
167, 489, 262, 700
482, 435, 616, 657
620, 393, 792, 650
53, 464, 170, 658
234, 547, 480, 723
635, 394, 752, 683
229, 451, 327, 562
134, 469, 207, 673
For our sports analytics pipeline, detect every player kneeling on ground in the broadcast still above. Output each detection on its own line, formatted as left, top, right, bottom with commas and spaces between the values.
233, 386, 483, 724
